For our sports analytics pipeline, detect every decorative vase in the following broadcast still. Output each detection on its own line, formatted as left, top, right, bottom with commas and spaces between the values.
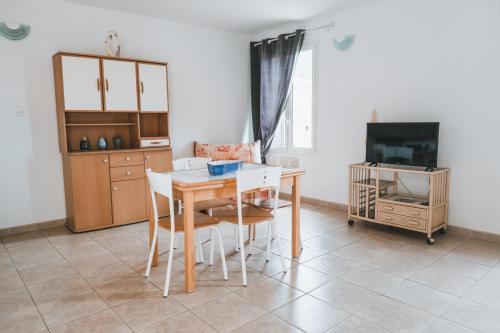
112, 136, 123, 149
97, 136, 107, 150
79, 136, 90, 151
104, 31, 121, 57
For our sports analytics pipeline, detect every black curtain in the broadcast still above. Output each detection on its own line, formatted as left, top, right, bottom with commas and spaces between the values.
250, 29, 305, 163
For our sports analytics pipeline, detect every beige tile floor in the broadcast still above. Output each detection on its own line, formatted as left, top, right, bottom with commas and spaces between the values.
2, 204, 500, 332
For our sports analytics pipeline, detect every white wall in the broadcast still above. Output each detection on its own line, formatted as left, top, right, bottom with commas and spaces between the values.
259, 0, 500, 234
0, 0, 250, 228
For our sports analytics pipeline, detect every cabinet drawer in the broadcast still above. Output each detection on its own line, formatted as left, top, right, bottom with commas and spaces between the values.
401, 216, 427, 230
378, 211, 402, 225
378, 202, 400, 214
110, 152, 144, 167
110, 165, 144, 181
399, 206, 427, 219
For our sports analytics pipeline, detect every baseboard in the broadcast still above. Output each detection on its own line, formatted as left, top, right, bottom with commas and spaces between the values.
282, 194, 500, 245
448, 225, 500, 244
0, 218, 67, 237
280, 193, 348, 211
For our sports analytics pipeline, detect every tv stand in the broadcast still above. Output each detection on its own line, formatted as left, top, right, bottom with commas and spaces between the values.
348, 163, 450, 244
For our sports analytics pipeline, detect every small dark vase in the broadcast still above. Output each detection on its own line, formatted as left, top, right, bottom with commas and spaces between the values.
112, 136, 123, 149
79, 136, 90, 151
97, 136, 107, 150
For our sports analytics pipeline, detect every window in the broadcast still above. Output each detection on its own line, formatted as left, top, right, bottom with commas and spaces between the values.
272, 44, 316, 152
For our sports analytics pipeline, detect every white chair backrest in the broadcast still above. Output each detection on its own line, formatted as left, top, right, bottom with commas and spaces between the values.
173, 157, 211, 171
236, 166, 282, 194
145, 169, 175, 230
266, 155, 300, 168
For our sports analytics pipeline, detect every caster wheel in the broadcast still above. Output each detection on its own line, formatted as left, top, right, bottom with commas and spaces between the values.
439, 228, 446, 234
348, 220, 354, 226
427, 237, 435, 245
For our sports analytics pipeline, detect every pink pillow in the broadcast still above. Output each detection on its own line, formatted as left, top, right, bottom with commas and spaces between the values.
194, 140, 262, 164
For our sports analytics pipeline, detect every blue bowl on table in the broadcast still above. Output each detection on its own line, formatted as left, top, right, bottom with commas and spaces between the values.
207, 160, 243, 176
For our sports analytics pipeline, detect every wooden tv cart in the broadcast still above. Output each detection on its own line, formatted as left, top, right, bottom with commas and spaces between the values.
53, 52, 173, 232
348, 163, 450, 244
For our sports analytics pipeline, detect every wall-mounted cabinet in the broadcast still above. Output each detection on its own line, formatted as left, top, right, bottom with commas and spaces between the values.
54, 52, 173, 232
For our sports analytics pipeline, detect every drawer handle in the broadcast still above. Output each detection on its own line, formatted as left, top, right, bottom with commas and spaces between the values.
407, 220, 419, 226
145, 155, 151, 160
125, 171, 132, 175
382, 216, 393, 221
125, 157, 131, 161
382, 206, 393, 211
409, 211, 420, 215
150, 141, 162, 145
112, 187, 118, 191
103, 158, 108, 163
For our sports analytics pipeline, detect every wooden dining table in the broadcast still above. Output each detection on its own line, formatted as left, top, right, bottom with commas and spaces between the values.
148, 163, 305, 293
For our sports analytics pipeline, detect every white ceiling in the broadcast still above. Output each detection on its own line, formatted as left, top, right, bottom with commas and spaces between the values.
60, 0, 365, 34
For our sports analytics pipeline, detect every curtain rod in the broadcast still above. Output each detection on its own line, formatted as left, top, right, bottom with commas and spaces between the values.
252, 22, 335, 47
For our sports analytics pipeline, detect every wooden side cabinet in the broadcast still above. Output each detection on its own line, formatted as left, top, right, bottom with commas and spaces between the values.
63, 154, 113, 230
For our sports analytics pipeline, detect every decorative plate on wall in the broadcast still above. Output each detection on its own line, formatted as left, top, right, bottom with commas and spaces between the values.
333, 34, 356, 51
0, 22, 30, 40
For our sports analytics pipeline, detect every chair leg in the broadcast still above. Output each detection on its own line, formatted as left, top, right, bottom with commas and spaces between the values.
209, 228, 215, 266
234, 225, 239, 252
212, 227, 228, 280
248, 225, 254, 255
163, 230, 175, 297
266, 221, 272, 262
271, 219, 277, 239
145, 222, 158, 277
272, 219, 287, 273
238, 223, 247, 286
195, 232, 204, 263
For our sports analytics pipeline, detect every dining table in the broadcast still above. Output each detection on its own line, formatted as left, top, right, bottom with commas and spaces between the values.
148, 163, 305, 293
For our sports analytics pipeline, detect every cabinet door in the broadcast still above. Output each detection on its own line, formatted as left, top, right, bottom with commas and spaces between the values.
138, 63, 169, 112
61, 56, 102, 111
70, 154, 112, 229
102, 59, 138, 112
111, 179, 147, 224
144, 150, 172, 217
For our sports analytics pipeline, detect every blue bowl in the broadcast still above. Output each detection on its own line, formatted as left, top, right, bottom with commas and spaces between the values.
207, 160, 243, 176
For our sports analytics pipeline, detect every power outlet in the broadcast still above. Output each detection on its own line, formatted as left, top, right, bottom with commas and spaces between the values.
16, 105, 28, 117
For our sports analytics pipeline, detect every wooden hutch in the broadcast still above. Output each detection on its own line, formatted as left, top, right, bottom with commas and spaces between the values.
53, 52, 172, 232
348, 163, 450, 244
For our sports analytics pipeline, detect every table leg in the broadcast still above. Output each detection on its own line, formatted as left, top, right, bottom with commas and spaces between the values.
291, 176, 301, 257
183, 190, 196, 292
148, 194, 158, 267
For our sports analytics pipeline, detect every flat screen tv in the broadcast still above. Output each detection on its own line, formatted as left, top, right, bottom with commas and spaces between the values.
366, 122, 439, 168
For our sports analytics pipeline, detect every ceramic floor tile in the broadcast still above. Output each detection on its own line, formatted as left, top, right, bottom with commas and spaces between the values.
56, 239, 110, 260
9, 247, 63, 271
231, 313, 302, 333
50, 309, 131, 333
37, 290, 109, 328
273, 294, 350, 333
138, 311, 216, 333
113, 292, 186, 331
28, 276, 91, 304
169, 280, 231, 309
328, 315, 390, 333
19, 259, 79, 287
429, 255, 492, 280
0, 263, 24, 293
191, 293, 266, 333
421, 317, 477, 333
94, 275, 159, 307
381, 280, 458, 315
304, 253, 361, 277
409, 265, 476, 296
448, 245, 500, 267
443, 298, 500, 333
463, 279, 500, 310
242, 253, 296, 277
273, 264, 333, 293
339, 265, 405, 293
235, 276, 303, 311
0, 288, 47, 333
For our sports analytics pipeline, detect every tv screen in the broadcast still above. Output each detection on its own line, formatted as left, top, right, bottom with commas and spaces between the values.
366, 122, 439, 168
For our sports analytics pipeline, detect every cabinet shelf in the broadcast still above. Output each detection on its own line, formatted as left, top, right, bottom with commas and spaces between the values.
352, 179, 395, 189
66, 123, 136, 127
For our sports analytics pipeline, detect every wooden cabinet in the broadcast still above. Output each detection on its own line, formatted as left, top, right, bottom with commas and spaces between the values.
144, 150, 173, 217
63, 154, 113, 230
138, 63, 169, 112
60, 55, 102, 111
111, 179, 147, 225
102, 59, 138, 112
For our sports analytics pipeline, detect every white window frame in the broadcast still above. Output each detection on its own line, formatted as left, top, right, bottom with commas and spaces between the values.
271, 41, 318, 155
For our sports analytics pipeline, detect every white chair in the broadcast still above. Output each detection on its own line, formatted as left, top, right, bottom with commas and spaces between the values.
144, 169, 228, 297
173, 157, 234, 263
212, 166, 287, 286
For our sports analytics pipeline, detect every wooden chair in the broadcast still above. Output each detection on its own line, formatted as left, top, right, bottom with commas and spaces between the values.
212, 166, 287, 286
173, 157, 234, 263
144, 169, 228, 297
